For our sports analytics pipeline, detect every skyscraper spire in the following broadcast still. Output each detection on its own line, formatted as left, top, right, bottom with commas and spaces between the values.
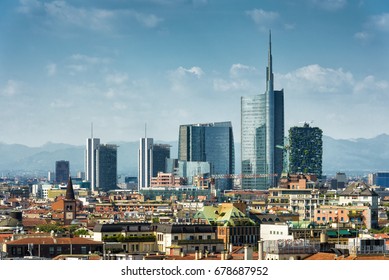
267, 29, 273, 88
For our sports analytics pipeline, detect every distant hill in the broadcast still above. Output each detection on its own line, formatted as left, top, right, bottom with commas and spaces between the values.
322, 133, 389, 175
0, 134, 388, 177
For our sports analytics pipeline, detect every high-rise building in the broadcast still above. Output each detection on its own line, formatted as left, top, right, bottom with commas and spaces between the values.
178, 121, 235, 191
241, 31, 284, 189
85, 137, 100, 192
138, 138, 153, 190
48, 171, 55, 183
152, 144, 171, 177
369, 172, 389, 188
55, 160, 69, 184
96, 144, 118, 192
288, 123, 323, 177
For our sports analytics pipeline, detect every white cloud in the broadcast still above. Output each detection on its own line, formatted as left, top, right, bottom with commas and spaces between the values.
246, 9, 279, 25
67, 64, 87, 74
66, 54, 110, 75
105, 88, 116, 99
354, 31, 371, 41
113, 102, 128, 110
1, 80, 21, 97
128, 11, 164, 28
229, 63, 257, 78
277, 64, 354, 94
43, 0, 114, 31
105, 72, 129, 85
174, 66, 204, 78
18, 0, 163, 31
50, 99, 73, 108
70, 54, 110, 64
212, 63, 258, 92
369, 13, 389, 32
168, 66, 205, 93
213, 78, 252, 92
245, 9, 288, 32
354, 75, 389, 94
46, 63, 57, 76
17, 0, 42, 14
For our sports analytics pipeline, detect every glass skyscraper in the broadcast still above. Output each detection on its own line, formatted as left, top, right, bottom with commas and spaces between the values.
85, 136, 100, 192
55, 160, 70, 184
152, 144, 171, 177
178, 121, 235, 191
138, 138, 153, 190
241, 31, 284, 189
96, 144, 118, 192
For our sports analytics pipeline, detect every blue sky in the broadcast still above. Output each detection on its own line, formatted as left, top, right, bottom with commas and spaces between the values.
0, 0, 388, 146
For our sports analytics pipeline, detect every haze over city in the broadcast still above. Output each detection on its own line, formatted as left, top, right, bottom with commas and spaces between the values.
0, 0, 388, 147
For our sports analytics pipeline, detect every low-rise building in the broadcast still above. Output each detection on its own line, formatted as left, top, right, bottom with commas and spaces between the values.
154, 223, 223, 256
4, 235, 103, 259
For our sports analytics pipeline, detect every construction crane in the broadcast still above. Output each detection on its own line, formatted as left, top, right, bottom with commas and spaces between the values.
275, 136, 290, 174
298, 120, 314, 127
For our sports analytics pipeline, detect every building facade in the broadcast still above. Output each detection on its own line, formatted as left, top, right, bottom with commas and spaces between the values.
370, 172, 389, 188
288, 123, 323, 177
96, 144, 118, 192
241, 31, 284, 190
55, 160, 69, 184
85, 137, 100, 192
178, 121, 235, 191
152, 144, 171, 177
138, 138, 153, 190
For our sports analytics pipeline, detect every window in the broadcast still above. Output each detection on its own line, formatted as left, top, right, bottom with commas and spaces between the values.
81, 246, 87, 254
49, 247, 55, 255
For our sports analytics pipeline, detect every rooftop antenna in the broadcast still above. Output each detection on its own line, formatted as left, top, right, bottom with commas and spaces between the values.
91, 122, 94, 139
145, 123, 147, 138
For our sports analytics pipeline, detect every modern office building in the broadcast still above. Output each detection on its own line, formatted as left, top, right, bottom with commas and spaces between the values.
152, 144, 171, 177
369, 172, 389, 188
178, 121, 235, 191
55, 160, 69, 184
85, 136, 100, 192
241, 31, 284, 189
288, 123, 323, 177
47, 171, 55, 183
138, 138, 153, 190
96, 144, 118, 192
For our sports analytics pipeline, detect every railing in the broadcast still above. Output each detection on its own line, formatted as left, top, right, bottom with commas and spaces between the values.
175, 239, 224, 245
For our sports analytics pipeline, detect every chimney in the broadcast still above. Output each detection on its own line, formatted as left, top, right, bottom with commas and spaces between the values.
244, 245, 253, 260
258, 240, 264, 260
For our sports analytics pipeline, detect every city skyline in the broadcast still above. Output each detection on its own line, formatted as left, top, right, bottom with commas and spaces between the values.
1, 0, 388, 147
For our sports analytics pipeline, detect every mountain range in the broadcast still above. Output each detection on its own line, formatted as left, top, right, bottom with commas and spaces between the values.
0, 134, 388, 178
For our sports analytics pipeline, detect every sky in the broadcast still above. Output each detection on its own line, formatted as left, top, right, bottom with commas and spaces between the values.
0, 0, 388, 147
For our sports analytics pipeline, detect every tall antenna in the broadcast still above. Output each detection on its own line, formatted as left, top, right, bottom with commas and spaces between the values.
91, 122, 94, 139
145, 123, 147, 138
